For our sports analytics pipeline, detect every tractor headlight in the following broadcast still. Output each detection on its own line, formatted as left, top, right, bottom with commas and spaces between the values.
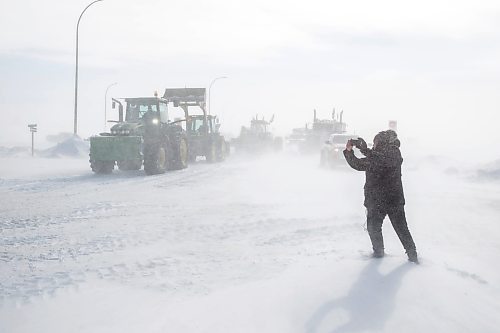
151, 118, 159, 125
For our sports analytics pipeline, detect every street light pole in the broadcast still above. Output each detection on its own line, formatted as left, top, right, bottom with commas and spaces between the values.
104, 82, 117, 132
208, 76, 227, 115
73, 0, 104, 136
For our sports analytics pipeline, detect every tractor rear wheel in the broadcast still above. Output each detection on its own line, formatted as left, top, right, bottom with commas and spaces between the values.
206, 141, 217, 163
169, 137, 188, 170
216, 139, 226, 162
144, 144, 167, 175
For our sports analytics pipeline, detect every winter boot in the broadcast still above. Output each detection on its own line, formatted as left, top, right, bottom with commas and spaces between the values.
372, 249, 385, 258
407, 250, 419, 264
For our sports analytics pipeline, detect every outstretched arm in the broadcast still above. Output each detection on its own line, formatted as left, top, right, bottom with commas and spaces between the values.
343, 141, 368, 171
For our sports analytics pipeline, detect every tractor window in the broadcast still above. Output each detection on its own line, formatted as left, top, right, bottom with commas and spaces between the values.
126, 102, 159, 122
189, 118, 207, 134
159, 103, 168, 123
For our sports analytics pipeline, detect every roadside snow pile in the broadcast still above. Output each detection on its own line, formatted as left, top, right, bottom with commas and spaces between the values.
0, 134, 89, 159
41, 136, 89, 158
0, 146, 32, 158
46, 132, 75, 144
403, 153, 460, 175
475, 159, 500, 181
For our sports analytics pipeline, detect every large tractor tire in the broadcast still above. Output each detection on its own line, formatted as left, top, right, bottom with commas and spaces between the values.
144, 144, 167, 175
273, 137, 284, 152
168, 137, 188, 170
90, 160, 115, 174
117, 160, 142, 171
206, 140, 217, 163
224, 141, 231, 157
216, 139, 226, 162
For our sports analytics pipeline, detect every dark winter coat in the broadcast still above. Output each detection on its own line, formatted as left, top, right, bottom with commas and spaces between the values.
343, 144, 405, 209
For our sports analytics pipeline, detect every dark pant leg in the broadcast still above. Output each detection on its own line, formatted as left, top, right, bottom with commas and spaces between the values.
387, 205, 416, 252
366, 207, 386, 252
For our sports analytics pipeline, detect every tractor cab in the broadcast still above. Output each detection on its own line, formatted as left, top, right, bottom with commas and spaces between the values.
124, 97, 169, 124
249, 118, 271, 137
187, 115, 220, 136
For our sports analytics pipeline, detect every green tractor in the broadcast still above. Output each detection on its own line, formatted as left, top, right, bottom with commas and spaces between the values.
232, 115, 283, 153
163, 88, 229, 163
89, 93, 188, 175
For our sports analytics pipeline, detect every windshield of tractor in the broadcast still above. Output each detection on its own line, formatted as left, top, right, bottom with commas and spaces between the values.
250, 121, 267, 134
126, 100, 159, 122
188, 117, 208, 134
313, 122, 334, 132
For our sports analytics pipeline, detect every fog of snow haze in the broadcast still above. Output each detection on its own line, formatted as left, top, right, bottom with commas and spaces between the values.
1, 1, 500, 332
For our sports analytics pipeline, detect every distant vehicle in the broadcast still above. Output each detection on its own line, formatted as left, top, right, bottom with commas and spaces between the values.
163, 88, 229, 163
232, 115, 283, 153
288, 109, 347, 153
320, 133, 359, 168
89, 93, 188, 175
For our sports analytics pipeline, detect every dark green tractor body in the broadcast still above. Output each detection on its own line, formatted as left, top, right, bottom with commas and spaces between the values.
163, 88, 228, 163
89, 96, 188, 175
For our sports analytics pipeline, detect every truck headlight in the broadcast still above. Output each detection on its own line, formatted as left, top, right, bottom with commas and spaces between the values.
152, 118, 159, 125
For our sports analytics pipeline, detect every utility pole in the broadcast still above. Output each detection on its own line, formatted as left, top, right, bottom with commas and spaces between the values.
28, 124, 37, 157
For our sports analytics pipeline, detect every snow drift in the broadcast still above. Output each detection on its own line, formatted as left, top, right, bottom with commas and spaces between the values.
1, 149, 500, 333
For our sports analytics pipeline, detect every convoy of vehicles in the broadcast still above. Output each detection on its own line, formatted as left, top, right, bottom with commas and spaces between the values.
89, 85, 357, 175
89, 87, 233, 175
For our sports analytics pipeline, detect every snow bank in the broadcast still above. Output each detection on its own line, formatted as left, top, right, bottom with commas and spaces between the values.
0, 135, 89, 159
475, 159, 500, 181
0, 146, 32, 158
1, 152, 500, 333
40, 136, 89, 158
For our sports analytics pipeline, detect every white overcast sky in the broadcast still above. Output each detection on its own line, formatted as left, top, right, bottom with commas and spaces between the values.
1, 0, 500, 155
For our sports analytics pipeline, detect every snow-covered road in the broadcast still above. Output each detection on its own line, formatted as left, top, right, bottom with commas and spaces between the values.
1, 153, 499, 332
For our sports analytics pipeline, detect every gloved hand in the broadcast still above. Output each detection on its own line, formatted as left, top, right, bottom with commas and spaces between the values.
357, 137, 368, 151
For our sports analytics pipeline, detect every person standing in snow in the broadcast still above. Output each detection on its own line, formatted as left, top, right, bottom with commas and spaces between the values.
343, 130, 419, 263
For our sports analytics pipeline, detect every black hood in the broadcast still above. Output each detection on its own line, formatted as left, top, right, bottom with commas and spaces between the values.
374, 129, 400, 149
